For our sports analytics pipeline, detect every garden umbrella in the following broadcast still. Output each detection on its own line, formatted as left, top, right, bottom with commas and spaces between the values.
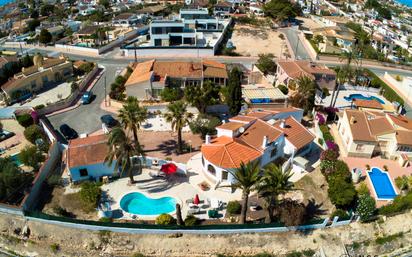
160, 163, 178, 175
193, 194, 200, 205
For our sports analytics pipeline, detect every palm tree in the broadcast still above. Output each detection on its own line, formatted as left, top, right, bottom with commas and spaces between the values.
105, 127, 141, 184
330, 51, 356, 108
118, 96, 147, 152
164, 100, 193, 154
257, 164, 294, 223
229, 161, 261, 224
295, 76, 316, 114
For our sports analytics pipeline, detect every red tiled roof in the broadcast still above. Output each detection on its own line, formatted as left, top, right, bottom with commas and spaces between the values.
67, 134, 109, 168
273, 117, 315, 150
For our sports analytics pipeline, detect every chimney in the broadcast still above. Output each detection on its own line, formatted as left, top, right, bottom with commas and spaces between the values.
262, 135, 268, 149
280, 119, 286, 128
350, 116, 356, 124
205, 134, 211, 144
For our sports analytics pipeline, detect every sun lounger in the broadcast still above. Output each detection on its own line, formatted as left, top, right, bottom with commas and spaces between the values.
149, 171, 166, 178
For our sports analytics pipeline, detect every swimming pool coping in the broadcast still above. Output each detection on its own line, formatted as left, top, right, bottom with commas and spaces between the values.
366, 167, 398, 201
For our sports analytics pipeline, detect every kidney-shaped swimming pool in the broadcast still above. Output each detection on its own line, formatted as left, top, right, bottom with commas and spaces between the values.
120, 192, 177, 215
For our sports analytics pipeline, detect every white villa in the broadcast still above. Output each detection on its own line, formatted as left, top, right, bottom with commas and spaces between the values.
337, 109, 412, 164
200, 108, 315, 185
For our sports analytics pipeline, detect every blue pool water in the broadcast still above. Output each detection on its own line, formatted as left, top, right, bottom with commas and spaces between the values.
120, 192, 176, 215
397, 0, 412, 7
344, 94, 385, 104
10, 152, 23, 167
368, 168, 397, 200
0, 0, 14, 7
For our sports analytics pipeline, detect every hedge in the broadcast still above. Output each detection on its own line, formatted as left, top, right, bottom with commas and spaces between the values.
319, 124, 334, 142
364, 69, 404, 105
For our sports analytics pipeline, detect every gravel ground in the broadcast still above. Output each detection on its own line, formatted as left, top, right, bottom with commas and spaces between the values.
1, 211, 412, 257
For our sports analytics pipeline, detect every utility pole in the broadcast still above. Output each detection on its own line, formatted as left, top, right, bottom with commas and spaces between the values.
134, 43, 137, 63
104, 76, 107, 107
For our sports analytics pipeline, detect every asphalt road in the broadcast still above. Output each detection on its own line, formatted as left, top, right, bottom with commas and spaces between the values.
47, 64, 120, 135
281, 28, 312, 60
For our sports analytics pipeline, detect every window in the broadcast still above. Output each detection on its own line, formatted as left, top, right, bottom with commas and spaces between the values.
79, 168, 88, 177
222, 170, 228, 181
202, 156, 205, 166
270, 147, 278, 158
207, 164, 216, 176
356, 144, 364, 151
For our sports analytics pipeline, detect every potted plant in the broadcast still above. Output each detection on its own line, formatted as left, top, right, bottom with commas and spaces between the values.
365, 164, 370, 170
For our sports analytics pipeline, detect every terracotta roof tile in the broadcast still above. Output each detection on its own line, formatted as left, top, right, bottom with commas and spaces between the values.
67, 134, 109, 168
346, 109, 375, 142
238, 119, 283, 150
396, 130, 412, 146
201, 136, 261, 169
274, 117, 315, 150
353, 99, 382, 109
216, 122, 244, 131
125, 59, 154, 86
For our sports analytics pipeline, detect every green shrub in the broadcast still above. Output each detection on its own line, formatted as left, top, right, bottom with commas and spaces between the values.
226, 201, 241, 215
184, 215, 199, 226
52, 205, 71, 217
357, 194, 376, 222
47, 174, 62, 187
378, 191, 412, 216
23, 125, 44, 143
99, 217, 113, 222
19, 145, 45, 170
278, 84, 289, 95
16, 113, 33, 127
189, 114, 222, 138
34, 104, 45, 110
155, 213, 176, 225
79, 182, 102, 211
330, 209, 350, 221
160, 87, 183, 102
319, 124, 334, 142
327, 170, 357, 208
395, 175, 409, 191
50, 243, 59, 253
357, 182, 370, 196
318, 138, 324, 145
375, 232, 404, 245
321, 87, 330, 97
365, 69, 404, 105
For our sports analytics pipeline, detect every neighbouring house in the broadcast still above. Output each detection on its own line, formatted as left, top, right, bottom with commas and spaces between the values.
112, 13, 144, 27
337, 109, 412, 160
320, 16, 348, 27
1, 55, 73, 101
214, 1, 232, 17
124, 59, 228, 99
312, 25, 356, 53
275, 60, 336, 90
200, 108, 315, 185
66, 134, 118, 182
122, 8, 230, 57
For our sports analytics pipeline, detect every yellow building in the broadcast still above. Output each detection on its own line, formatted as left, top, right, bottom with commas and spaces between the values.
1, 54, 73, 100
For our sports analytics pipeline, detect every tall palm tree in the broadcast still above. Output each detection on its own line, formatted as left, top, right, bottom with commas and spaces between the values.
296, 76, 316, 114
330, 51, 356, 108
164, 100, 193, 154
257, 164, 294, 223
118, 96, 147, 153
229, 161, 261, 224
105, 127, 140, 184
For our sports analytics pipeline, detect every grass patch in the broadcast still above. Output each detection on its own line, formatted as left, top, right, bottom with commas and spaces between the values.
375, 232, 404, 245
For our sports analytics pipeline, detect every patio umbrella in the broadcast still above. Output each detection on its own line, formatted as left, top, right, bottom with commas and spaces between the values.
193, 194, 200, 205
160, 163, 178, 175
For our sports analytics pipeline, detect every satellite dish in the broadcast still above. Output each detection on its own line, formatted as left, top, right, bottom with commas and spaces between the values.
185, 0, 192, 5
239, 127, 245, 133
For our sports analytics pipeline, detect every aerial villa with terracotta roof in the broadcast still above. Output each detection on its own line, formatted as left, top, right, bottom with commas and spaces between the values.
337, 109, 412, 161
275, 60, 336, 90
200, 108, 315, 185
124, 59, 228, 99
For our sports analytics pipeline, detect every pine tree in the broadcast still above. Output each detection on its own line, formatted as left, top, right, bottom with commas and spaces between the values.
226, 67, 243, 116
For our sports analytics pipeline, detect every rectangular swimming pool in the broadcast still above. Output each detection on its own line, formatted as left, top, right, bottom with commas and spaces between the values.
367, 167, 397, 200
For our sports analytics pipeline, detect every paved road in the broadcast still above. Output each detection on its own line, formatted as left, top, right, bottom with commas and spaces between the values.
47, 64, 120, 135
281, 28, 312, 60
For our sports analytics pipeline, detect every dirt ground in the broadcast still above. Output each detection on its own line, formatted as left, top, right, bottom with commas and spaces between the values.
296, 17, 323, 30
1, 211, 412, 257
137, 131, 203, 163
293, 168, 334, 216
231, 24, 288, 57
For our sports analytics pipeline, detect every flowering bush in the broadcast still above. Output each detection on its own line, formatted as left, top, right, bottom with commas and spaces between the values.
326, 140, 339, 152
357, 194, 376, 222
320, 148, 339, 161
316, 112, 326, 125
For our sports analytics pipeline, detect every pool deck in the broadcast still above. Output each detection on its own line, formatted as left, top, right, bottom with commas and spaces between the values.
101, 153, 243, 221
343, 156, 412, 207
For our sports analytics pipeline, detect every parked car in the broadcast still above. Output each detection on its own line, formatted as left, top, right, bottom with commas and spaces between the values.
81, 91, 93, 104
100, 115, 118, 128
59, 124, 78, 140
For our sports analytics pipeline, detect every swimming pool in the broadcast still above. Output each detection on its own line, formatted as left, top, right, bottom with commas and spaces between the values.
10, 152, 23, 167
344, 94, 385, 104
120, 192, 176, 215
367, 167, 397, 200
